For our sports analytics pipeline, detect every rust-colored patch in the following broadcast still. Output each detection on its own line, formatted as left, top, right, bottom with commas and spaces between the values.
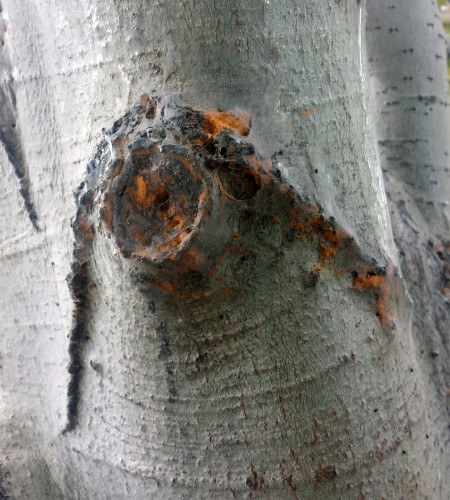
110, 136, 128, 160
228, 243, 249, 255
127, 223, 148, 246
77, 217, 94, 241
167, 214, 186, 229
101, 192, 114, 233
286, 474, 298, 494
279, 462, 299, 499
293, 214, 345, 267
299, 107, 314, 117
353, 272, 393, 324
182, 247, 205, 269
207, 260, 223, 278
246, 463, 263, 491
219, 287, 236, 297
243, 154, 273, 175
198, 191, 208, 204
152, 279, 206, 300
204, 110, 251, 137
112, 159, 124, 178
318, 241, 338, 266
315, 465, 337, 482
127, 175, 174, 216
127, 175, 151, 211
108, 141, 208, 267
154, 279, 175, 294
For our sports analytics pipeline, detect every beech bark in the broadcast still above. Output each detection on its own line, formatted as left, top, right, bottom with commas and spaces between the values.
0, 0, 449, 498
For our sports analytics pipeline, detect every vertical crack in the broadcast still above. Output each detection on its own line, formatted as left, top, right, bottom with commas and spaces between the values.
156, 322, 178, 403
0, 16, 40, 231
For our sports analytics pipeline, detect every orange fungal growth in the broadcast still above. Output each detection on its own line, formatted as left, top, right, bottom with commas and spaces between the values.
294, 214, 342, 267
127, 175, 152, 211
204, 110, 251, 137
318, 242, 339, 267
353, 273, 393, 324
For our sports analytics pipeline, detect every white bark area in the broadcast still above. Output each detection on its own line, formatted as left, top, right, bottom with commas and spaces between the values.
0, 0, 448, 498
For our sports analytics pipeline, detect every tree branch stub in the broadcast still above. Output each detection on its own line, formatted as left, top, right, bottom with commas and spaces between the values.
93, 95, 391, 304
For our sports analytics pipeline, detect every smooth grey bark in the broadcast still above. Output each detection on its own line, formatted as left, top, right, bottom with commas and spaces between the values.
0, 0, 448, 498
367, 0, 450, 490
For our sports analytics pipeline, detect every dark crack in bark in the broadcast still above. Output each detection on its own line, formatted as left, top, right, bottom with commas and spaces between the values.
0, 13, 40, 231
0, 83, 40, 231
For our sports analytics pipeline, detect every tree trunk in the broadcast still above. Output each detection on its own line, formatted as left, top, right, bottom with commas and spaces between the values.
366, 0, 450, 492
0, 0, 448, 498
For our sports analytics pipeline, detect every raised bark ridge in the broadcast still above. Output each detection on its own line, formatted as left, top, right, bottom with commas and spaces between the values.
65, 94, 396, 433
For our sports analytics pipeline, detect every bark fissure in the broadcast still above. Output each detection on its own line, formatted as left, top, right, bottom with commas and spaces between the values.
0, 78, 40, 230
156, 322, 179, 403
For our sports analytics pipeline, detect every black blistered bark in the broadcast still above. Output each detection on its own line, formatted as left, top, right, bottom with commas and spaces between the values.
64, 143, 108, 433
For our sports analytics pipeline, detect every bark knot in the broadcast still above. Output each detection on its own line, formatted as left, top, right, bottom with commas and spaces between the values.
64, 93, 399, 433
86, 94, 396, 312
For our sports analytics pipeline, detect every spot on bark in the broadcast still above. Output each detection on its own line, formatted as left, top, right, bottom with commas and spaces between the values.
246, 463, 264, 491
435, 242, 450, 297
299, 107, 314, 117
352, 271, 393, 324
315, 465, 337, 482
0, 461, 10, 500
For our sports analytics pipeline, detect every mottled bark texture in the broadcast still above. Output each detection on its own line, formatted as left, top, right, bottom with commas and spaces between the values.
0, 0, 449, 498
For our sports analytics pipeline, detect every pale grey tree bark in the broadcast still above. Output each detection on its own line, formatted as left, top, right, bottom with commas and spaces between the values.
0, 0, 449, 498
